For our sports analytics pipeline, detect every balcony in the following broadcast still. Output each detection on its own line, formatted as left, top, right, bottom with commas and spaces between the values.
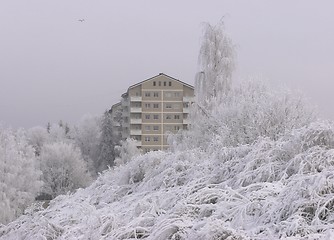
183, 96, 194, 102
183, 118, 191, 125
130, 118, 142, 124
130, 129, 142, 135
130, 96, 142, 102
183, 107, 190, 113
131, 107, 142, 113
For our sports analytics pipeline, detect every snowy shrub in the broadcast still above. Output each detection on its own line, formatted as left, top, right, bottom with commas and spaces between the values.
39, 142, 92, 198
174, 21, 314, 151
0, 127, 42, 224
114, 138, 142, 166
2, 120, 334, 239
170, 80, 315, 151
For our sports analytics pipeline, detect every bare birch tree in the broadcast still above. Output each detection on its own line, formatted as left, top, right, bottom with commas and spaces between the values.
195, 20, 236, 104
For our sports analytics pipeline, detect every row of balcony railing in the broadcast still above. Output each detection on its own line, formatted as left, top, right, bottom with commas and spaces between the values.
125, 96, 194, 102
123, 106, 190, 114
127, 118, 190, 126
130, 129, 142, 135
130, 118, 142, 124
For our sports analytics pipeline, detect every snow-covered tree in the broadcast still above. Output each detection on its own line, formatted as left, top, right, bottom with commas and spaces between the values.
27, 126, 50, 156
39, 142, 92, 198
0, 19, 330, 240
26, 122, 74, 156
171, 80, 315, 151
176, 20, 315, 151
114, 138, 142, 166
0, 127, 42, 224
73, 115, 101, 175
48, 123, 72, 143
195, 20, 235, 104
97, 110, 119, 171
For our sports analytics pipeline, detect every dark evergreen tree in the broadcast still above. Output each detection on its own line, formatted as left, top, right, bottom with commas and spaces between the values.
64, 123, 70, 135
97, 110, 119, 172
46, 122, 51, 133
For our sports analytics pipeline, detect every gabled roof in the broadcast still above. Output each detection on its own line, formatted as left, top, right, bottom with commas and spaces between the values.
125, 73, 194, 94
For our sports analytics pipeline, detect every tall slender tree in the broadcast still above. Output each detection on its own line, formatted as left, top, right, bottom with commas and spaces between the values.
97, 110, 119, 172
73, 115, 101, 175
195, 20, 236, 104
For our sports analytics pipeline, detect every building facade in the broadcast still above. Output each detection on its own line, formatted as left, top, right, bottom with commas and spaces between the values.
111, 73, 194, 153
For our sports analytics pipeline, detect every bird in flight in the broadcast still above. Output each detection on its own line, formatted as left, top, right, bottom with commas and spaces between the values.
78, 19, 85, 22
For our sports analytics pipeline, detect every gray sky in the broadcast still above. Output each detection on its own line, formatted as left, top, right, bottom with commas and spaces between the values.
1, 1, 333, 128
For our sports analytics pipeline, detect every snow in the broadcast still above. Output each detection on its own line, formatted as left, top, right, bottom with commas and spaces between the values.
1, 120, 334, 239
2, 19, 333, 239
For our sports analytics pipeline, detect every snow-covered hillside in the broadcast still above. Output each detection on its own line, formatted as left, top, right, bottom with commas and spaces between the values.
1, 120, 334, 239
1, 21, 333, 240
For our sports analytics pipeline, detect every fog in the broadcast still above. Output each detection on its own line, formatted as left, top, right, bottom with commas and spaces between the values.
1, 0, 333, 128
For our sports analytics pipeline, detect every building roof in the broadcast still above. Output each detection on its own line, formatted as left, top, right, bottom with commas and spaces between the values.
111, 102, 121, 108
110, 102, 121, 113
122, 73, 194, 96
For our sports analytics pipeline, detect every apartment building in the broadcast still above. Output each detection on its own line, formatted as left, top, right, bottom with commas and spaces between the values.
111, 73, 194, 153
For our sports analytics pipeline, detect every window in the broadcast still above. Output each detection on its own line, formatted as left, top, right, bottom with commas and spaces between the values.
153, 103, 159, 108
166, 104, 172, 109
165, 92, 172, 98
174, 126, 180, 131
145, 137, 150, 142
145, 103, 151, 108
174, 115, 180, 119
159, 81, 161, 86
153, 92, 159, 97
166, 115, 171, 120
153, 115, 159, 120
136, 92, 140, 96
145, 126, 151, 131
173, 104, 180, 109
145, 115, 150, 119
153, 81, 156, 86
145, 92, 151, 97
174, 92, 180, 97
169, 81, 172, 86
164, 81, 166, 86
153, 126, 159, 131
153, 137, 159, 142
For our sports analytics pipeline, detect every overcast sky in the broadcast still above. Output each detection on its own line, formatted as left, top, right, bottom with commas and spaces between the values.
1, 1, 333, 128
